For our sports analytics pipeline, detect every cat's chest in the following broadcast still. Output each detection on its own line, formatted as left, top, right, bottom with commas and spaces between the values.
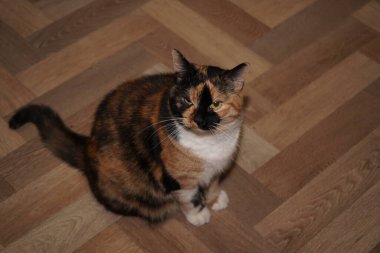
177, 123, 241, 170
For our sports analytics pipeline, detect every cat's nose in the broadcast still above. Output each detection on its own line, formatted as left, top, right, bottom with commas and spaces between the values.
194, 114, 208, 130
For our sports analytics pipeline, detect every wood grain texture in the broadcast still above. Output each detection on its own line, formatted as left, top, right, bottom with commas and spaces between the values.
138, 26, 210, 68
253, 18, 377, 106
231, 0, 317, 28
0, 118, 24, 158
0, 176, 14, 202
0, 66, 35, 117
361, 36, 380, 64
28, 0, 148, 56
0, 164, 87, 246
250, 0, 370, 63
254, 52, 380, 149
143, 0, 272, 81
370, 242, 380, 253
236, 125, 279, 173
299, 180, 380, 253
222, 165, 282, 229
33, 0, 95, 21
354, 0, 380, 32
74, 224, 143, 253
1, 0, 379, 252
17, 10, 159, 96
255, 130, 380, 252
29, 44, 157, 126
2, 193, 119, 253
118, 218, 214, 253
0, 0, 51, 38
180, 0, 270, 45
0, 21, 42, 74
254, 85, 380, 199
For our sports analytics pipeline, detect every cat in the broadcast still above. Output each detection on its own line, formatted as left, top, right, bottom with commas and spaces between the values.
9, 50, 248, 226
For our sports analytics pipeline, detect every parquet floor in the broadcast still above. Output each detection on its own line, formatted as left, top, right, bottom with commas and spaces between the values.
0, 0, 380, 252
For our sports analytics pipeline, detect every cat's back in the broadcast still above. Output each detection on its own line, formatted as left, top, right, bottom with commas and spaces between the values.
93, 73, 174, 121
120, 73, 174, 95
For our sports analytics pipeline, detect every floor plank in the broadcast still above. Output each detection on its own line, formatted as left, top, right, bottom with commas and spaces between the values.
119, 218, 214, 253
17, 10, 159, 96
223, 165, 282, 229
361, 36, 380, 64
0, 0, 51, 38
28, 0, 148, 56
0, 176, 14, 202
253, 83, 380, 199
354, 0, 380, 33
250, 0, 370, 63
236, 125, 279, 173
0, 21, 42, 74
1, 193, 119, 253
74, 223, 144, 253
32, 0, 95, 21
0, 66, 35, 117
253, 18, 377, 106
0, 118, 25, 158
0, 164, 87, 246
299, 180, 380, 253
0, 0, 379, 252
231, 0, 317, 28
255, 129, 380, 252
180, 0, 270, 45
143, 0, 272, 81
254, 52, 380, 149
138, 26, 210, 68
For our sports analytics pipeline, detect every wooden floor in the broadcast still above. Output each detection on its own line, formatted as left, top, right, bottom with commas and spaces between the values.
0, 0, 380, 252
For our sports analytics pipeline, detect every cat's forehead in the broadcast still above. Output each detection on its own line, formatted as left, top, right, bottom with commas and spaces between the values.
182, 64, 226, 93
188, 81, 226, 105
195, 64, 225, 79
188, 80, 222, 98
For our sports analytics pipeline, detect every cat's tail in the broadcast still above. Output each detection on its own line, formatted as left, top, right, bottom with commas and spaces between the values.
9, 105, 88, 169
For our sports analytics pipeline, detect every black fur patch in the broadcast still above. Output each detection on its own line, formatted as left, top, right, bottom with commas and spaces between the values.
96, 128, 112, 149
191, 186, 206, 209
206, 66, 224, 78
9, 105, 88, 169
162, 168, 181, 193
194, 86, 220, 130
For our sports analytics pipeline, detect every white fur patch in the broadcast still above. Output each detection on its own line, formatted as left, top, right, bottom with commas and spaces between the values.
185, 207, 211, 226
211, 190, 229, 211
177, 119, 242, 185
174, 188, 198, 203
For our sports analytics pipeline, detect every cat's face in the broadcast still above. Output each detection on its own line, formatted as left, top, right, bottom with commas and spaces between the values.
169, 50, 248, 132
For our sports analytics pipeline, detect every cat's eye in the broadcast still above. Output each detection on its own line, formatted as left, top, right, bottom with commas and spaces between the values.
210, 101, 223, 110
182, 97, 192, 105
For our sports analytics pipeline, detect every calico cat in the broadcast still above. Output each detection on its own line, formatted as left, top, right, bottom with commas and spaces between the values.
9, 50, 248, 226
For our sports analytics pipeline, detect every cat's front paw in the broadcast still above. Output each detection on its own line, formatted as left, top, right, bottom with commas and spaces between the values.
185, 207, 211, 226
211, 190, 229, 211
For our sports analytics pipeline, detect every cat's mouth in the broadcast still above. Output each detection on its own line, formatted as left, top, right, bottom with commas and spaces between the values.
182, 118, 219, 134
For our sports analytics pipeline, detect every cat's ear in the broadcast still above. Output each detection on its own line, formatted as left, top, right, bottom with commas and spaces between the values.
172, 49, 193, 81
223, 63, 249, 92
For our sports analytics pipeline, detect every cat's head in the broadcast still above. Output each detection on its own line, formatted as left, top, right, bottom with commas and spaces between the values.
169, 49, 249, 132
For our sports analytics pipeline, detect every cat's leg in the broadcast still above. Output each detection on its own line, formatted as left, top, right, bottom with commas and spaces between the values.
174, 188, 211, 226
206, 180, 229, 211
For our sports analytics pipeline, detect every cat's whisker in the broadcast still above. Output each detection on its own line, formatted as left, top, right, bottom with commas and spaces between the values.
145, 121, 180, 141
151, 123, 179, 150
213, 124, 238, 146
138, 117, 182, 135
139, 118, 182, 139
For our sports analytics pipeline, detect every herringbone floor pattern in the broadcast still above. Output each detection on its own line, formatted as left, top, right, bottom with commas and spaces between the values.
0, 0, 380, 252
